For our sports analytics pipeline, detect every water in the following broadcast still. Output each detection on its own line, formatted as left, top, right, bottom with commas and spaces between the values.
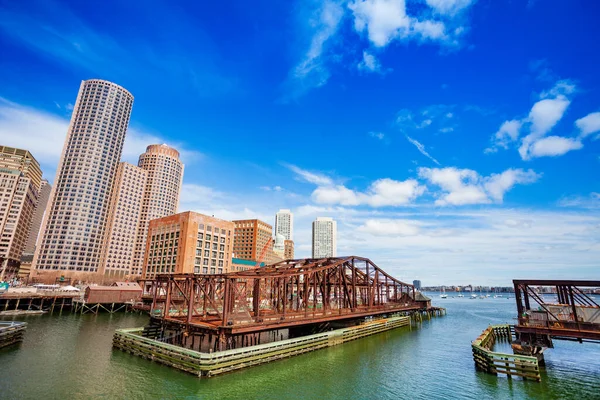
1, 297, 599, 399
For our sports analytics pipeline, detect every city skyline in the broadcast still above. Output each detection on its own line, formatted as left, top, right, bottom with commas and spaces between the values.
0, 1, 599, 285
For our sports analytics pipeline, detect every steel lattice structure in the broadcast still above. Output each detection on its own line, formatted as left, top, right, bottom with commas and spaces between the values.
144, 256, 420, 350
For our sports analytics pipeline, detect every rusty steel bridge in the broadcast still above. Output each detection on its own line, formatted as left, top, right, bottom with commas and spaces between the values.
143, 256, 422, 351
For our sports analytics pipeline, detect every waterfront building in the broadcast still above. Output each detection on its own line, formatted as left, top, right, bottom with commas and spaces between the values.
413, 280, 422, 290
101, 163, 147, 277
23, 179, 51, 255
33, 79, 133, 277
0, 146, 42, 277
233, 219, 274, 262
284, 239, 294, 259
132, 144, 184, 276
312, 217, 337, 258
274, 209, 293, 240
142, 211, 233, 279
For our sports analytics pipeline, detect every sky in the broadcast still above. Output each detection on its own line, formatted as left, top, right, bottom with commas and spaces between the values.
0, 0, 598, 286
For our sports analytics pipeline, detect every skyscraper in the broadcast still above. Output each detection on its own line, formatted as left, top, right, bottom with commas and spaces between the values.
23, 179, 51, 255
131, 144, 184, 276
0, 146, 42, 277
275, 209, 293, 240
312, 217, 337, 258
101, 162, 147, 277
33, 79, 134, 276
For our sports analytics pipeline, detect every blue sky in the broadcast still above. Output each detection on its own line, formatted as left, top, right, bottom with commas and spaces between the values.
0, 0, 598, 286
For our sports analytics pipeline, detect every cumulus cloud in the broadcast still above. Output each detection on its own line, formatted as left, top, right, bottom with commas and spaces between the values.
486, 80, 595, 160
312, 178, 426, 207
405, 135, 440, 165
419, 167, 541, 206
575, 111, 600, 139
528, 136, 583, 158
369, 131, 385, 140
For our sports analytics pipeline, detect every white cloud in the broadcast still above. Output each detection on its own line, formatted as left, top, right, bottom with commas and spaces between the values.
558, 192, 600, 209
488, 119, 522, 152
349, 0, 412, 47
575, 111, 600, 139
486, 80, 591, 160
528, 136, 583, 158
528, 96, 570, 137
484, 169, 541, 202
287, 164, 334, 186
369, 131, 385, 140
311, 178, 425, 207
357, 219, 421, 236
425, 0, 476, 16
358, 50, 382, 73
405, 135, 440, 165
289, 1, 344, 95
412, 20, 447, 40
418, 167, 540, 206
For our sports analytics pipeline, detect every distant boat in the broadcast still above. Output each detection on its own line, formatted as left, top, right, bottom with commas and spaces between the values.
457, 294, 464, 298
470, 294, 477, 299
440, 286, 448, 298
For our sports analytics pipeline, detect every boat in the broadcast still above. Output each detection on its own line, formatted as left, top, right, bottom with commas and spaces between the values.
470, 294, 477, 299
457, 294, 464, 298
440, 286, 448, 298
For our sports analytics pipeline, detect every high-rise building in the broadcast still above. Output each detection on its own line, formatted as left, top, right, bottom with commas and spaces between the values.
274, 209, 293, 241
132, 144, 184, 276
312, 217, 337, 258
101, 162, 147, 277
33, 79, 134, 276
142, 211, 233, 279
233, 219, 276, 262
23, 179, 51, 254
0, 146, 42, 277
284, 239, 294, 259
413, 280, 422, 290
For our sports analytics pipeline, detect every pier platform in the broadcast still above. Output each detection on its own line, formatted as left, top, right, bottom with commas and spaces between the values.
0, 321, 27, 349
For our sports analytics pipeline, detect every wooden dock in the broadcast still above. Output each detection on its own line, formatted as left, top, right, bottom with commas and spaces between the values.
0, 292, 80, 314
472, 325, 541, 381
114, 315, 413, 377
0, 321, 27, 349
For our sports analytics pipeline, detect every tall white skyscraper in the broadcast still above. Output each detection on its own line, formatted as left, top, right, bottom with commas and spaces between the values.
275, 209, 293, 240
312, 217, 337, 258
33, 79, 134, 275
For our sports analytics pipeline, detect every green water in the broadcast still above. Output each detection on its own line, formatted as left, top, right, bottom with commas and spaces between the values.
1, 297, 599, 399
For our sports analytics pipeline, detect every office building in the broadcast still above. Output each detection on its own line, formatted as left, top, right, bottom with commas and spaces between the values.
284, 239, 294, 260
132, 144, 184, 276
33, 79, 134, 275
23, 179, 51, 254
312, 217, 337, 258
274, 209, 293, 240
142, 211, 233, 279
101, 163, 147, 277
233, 219, 282, 265
413, 280, 422, 290
0, 146, 42, 277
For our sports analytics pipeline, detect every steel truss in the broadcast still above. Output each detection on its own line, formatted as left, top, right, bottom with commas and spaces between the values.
144, 256, 419, 349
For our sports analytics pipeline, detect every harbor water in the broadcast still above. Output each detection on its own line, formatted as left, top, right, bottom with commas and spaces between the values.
1, 296, 599, 399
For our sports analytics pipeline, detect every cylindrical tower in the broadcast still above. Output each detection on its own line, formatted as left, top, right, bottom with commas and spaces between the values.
33, 79, 134, 275
132, 144, 184, 275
